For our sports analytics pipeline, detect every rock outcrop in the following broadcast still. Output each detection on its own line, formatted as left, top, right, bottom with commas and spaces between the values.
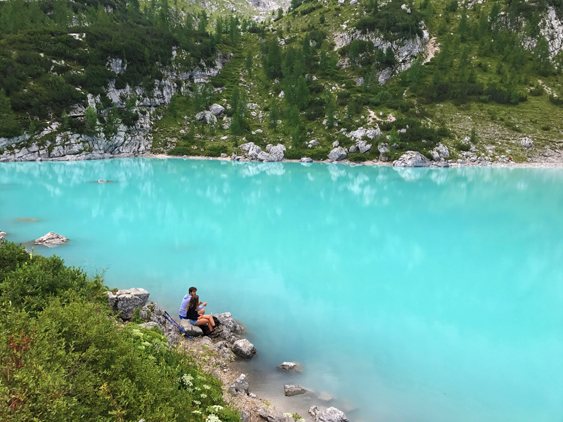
238, 142, 285, 162
107, 288, 150, 320
34, 232, 68, 247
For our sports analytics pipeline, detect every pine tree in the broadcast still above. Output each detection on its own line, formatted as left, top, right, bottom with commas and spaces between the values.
85, 106, 98, 134
0, 89, 20, 138
269, 101, 279, 130
245, 51, 253, 77
296, 76, 309, 110
326, 98, 335, 128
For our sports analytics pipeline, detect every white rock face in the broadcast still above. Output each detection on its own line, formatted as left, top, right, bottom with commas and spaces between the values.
393, 151, 430, 167
34, 232, 68, 246
328, 147, 348, 161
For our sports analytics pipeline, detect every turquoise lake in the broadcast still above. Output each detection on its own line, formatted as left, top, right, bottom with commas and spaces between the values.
1, 158, 562, 421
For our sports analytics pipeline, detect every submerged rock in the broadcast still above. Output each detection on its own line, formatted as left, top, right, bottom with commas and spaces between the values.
107, 288, 150, 320
277, 362, 303, 372
34, 231, 68, 246
284, 384, 307, 396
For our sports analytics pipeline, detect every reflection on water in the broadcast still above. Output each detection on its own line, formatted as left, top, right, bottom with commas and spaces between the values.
0, 159, 562, 422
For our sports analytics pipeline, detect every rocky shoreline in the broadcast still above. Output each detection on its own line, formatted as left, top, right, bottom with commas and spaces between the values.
108, 288, 349, 422
1, 148, 562, 168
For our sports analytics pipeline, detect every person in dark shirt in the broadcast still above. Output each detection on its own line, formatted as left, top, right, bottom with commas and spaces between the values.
186, 295, 215, 332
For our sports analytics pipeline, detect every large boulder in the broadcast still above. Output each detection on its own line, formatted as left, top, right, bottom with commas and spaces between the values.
284, 384, 307, 396
107, 288, 150, 320
34, 232, 68, 247
328, 147, 347, 162
229, 374, 249, 395
315, 407, 349, 422
521, 137, 534, 148
267, 144, 286, 162
239, 142, 262, 160
300, 157, 313, 163
358, 141, 372, 154
393, 151, 430, 167
232, 339, 256, 359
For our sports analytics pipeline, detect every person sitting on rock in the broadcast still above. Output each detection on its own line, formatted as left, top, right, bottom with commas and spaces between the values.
185, 295, 215, 332
178, 286, 207, 320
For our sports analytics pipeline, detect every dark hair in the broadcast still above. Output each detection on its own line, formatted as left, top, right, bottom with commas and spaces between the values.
188, 294, 199, 310
189, 287, 197, 294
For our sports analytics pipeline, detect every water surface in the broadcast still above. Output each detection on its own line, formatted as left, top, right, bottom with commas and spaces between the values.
0, 159, 562, 422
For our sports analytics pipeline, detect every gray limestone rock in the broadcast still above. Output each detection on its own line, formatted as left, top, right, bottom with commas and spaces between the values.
431, 143, 450, 161
328, 147, 347, 162
239, 410, 250, 422
366, 128, 381, 139
300, 157, 313, 163
284, 384, 307, 396
210, 103, 225, 116
178, 319, 204, 337
309, 406, 319, 417
232, 339, 257, 359
229, 374, 249, 395
349, 145, 358, 153
315, 407, 348, 422
348, 127, 366, 140
34, 232, 68, 247
358, 141, 372, 154
277, 361, 303, 371
257, 407, 286, 422
107, 288, 150, 320
393, 151, 430, 167
214, 312, 245, 337
332, 141, 340, 147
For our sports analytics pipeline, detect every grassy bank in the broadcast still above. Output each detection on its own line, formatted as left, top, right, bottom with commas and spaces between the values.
0, 241, 241, 422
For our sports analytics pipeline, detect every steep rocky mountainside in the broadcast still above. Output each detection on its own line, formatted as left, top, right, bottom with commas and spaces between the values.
1, 0, 563, 165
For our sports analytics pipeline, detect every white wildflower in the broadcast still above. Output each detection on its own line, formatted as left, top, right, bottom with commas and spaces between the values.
203, 384, 211, 390
206, 414, 222, 422
207, 405, 223, 412
200, 393, 208, 399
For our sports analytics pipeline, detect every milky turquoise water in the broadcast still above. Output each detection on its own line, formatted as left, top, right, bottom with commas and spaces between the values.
0, 159, 562, 422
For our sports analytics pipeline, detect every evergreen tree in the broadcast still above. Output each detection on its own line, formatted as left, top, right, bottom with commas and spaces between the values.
326, 98, 336, 129
535, 36, 553, 76
264, 39, 282, 79
245, 51, 253, 77
269, 101, 279, 129
277, 8, 283, 19
296, 76, 309, 110
0, 89, 20, 138
85, 106, 98, 134
215, 16, 223, 39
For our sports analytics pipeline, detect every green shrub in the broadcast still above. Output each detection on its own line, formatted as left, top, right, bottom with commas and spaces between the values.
0, 247, 106, 315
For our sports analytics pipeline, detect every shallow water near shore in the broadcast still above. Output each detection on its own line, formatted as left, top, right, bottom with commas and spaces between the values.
1, 158, 562, 421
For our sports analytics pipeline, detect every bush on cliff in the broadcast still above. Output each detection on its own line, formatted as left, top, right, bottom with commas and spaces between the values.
0, 242, 241, 422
